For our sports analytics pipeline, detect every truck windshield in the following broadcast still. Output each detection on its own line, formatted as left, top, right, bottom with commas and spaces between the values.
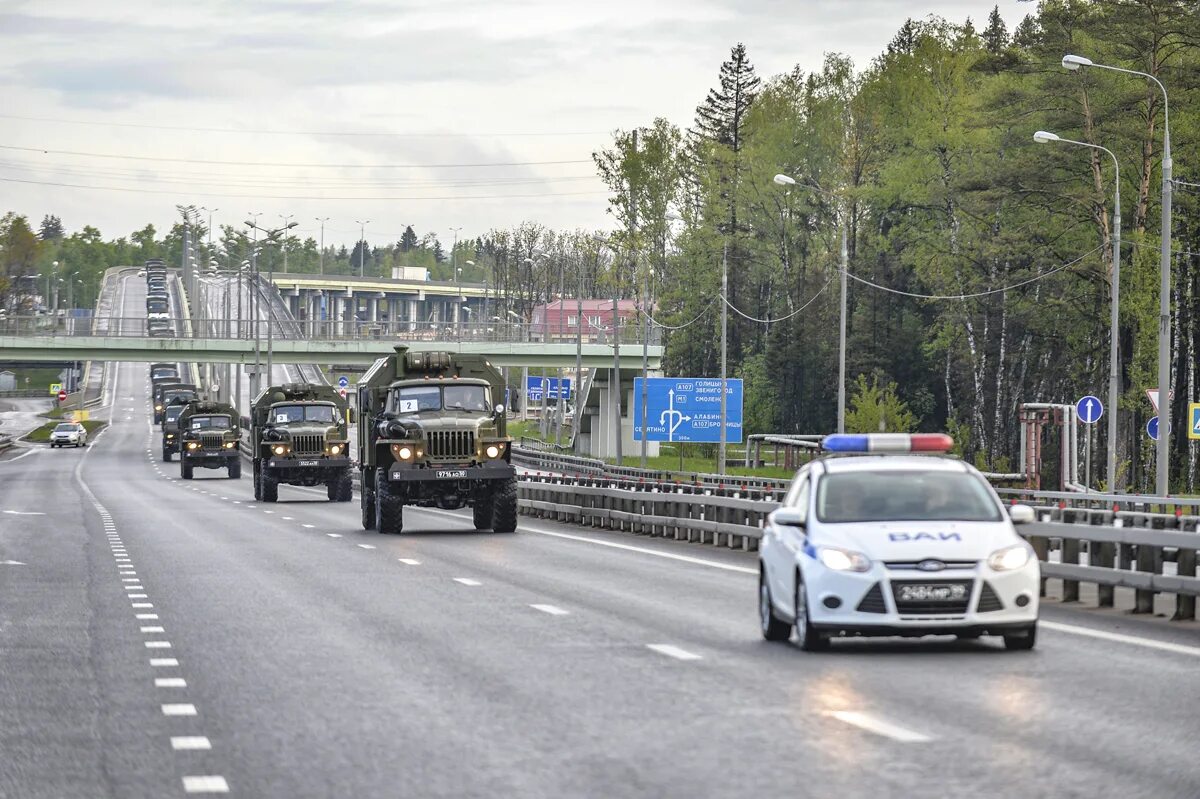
391, 385, 490, 414
271, 404, 337, 424
189, 415, 231, 430
165, 407, 184, 423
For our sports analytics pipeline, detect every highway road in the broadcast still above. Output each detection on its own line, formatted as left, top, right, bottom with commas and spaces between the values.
1, 354, 1199, 798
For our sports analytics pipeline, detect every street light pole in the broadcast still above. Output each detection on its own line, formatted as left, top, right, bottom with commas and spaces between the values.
315, 217, 330, 275
279, 214, 294, 273
1063, 53, 1172, 496
450, 226, 462, 337
245, 219, 297, 392
355, 219, 371, 278
247, 211, 262, 395
1034, 130, 1122, 493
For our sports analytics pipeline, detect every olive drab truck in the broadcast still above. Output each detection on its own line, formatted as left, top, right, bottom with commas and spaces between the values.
250, 383, 352, 503
177, 400, 241, 480
357, 346, 517, 535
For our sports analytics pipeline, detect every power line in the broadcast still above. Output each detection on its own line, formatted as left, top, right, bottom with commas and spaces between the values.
721, 278, 833, 323
636, 297, 717, 330
0, 112, 608, 139
0, 175, 607, 202
840, 245, 1104, 300
0, 144, 592, 169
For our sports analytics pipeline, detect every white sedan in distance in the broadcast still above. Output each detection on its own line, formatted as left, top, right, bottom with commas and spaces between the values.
49, 422, 88, 448
759, 433, 1039, 651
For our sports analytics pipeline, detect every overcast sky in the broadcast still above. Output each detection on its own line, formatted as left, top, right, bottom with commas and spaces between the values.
0, 0, 1031, 250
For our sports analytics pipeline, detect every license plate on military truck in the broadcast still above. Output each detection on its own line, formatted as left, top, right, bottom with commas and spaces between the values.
436, 469, 467, 479
298, 460, 319, 466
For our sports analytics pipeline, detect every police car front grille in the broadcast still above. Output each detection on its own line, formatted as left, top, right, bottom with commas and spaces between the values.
889, 579, 973, 615
975, 581, 1005, 613
290, 434, 324, 456
885, 560, 978, 571
428, 431, 474, 461
855, 583, 888, 614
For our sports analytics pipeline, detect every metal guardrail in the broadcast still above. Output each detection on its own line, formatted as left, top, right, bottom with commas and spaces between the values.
0, 433, 11, 452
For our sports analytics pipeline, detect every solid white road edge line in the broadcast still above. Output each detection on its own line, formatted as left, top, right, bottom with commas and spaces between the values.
1041, 620, 1200, 658
823, 710, 933, 743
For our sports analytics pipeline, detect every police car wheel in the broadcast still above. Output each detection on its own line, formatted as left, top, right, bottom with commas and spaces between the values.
759, 572, 791, 642
794, 571, 829, 652
1002, 624, 1037, 651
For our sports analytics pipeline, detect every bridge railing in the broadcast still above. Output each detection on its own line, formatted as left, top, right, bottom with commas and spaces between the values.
0, 315, 663, 345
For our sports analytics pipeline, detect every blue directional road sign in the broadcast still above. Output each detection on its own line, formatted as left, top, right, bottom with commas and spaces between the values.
633, 377, 743, 443
1076, 395, 1103, 425
1147, 416, 1160, 441
337, 376, 350, 389
526, 376, 572, 402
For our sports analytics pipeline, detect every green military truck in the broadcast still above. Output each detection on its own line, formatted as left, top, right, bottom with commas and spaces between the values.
357, 346, 517, 535
152, 382, 197, 424
250, 383, 352, 503
178, 400, 241, 480
161, 402, 186, 461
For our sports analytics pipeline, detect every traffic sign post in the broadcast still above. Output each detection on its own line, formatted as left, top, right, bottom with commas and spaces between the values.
1075, 395, 1103, 425
56, 389, 67, 403
1190, 403, 1200, 441
632, 377, 743, 443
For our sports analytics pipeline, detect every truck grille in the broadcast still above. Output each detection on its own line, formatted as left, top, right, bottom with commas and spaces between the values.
428, 431, 474, 461
290, 434, 325, 456
200, 432, 227, 451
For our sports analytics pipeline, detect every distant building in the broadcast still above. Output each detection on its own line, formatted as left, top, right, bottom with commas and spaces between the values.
0, 371, 14, 391
531, 299, 642, 341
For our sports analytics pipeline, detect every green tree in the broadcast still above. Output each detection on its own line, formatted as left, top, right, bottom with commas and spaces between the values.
844, 373, 918, 434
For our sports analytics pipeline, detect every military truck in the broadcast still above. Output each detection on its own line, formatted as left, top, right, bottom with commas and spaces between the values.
149, 362, 178, 382
250, 383, 352, 503
161, 402, 186, 461
154, 383, 198, 424
178, 400, 241, 479
357, 346, 517, 534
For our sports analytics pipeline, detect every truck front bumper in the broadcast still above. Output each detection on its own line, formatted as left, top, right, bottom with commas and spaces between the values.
267, 456, 352, 471
387, 461, 515, 482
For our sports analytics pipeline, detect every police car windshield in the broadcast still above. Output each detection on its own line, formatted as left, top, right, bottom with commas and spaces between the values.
54, 423, 78, 432
391, 385, 490, 414
189, 415, 230, 430
272, 404, 337, 423
816, 471, 1001, 523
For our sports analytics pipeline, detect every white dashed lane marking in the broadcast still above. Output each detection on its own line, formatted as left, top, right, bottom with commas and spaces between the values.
149, 659, 179, 668
161, 703, 197, 716
144, 641, 172, 649
171, 736, 212, 751
530, 604, 570, 616
453, 578, 482, 586
823, 711, 933, 743
356, 544, 376, 550
398, 558, 421, 566
141, 626, 165, 633
155, 677, 187, 688
326, 534, 342, 538
646, 644, 703, 661
302, 524, 314, 529
182, 775, 229, 794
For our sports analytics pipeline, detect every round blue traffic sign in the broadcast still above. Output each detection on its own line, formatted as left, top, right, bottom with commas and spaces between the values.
1076, 395, 1103, 425
1148, 416, 1159, 441
338, 376, 349, 389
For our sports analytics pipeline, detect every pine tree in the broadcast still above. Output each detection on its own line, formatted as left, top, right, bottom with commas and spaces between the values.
39, 214, 63, 240
400, 226, 418, 253
693, 43, 761, 151
982, 6, 1008, 53
888, 19, 919, 55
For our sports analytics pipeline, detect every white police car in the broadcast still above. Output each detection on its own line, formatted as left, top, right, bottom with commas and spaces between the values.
758, 434, 1039, 651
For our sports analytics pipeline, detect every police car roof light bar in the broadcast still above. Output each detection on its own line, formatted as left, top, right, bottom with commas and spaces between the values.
822, 433, 953, 453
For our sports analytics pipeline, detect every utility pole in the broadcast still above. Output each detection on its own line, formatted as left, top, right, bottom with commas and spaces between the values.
247, 211, 262, 396
450, 226, 462, 338
718, 239, 728, 472
279, 214, 294, 273
315, 217, 330, 275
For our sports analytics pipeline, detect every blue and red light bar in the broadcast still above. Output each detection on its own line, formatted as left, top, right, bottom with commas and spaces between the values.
822, 433, 954, 453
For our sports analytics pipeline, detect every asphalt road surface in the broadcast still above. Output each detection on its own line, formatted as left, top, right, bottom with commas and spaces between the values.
1, 351, 1199, 799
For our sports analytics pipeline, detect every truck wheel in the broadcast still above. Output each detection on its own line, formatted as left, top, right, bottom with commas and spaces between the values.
360, 469, 375, 529
228, 457, 241, 479
375, 468, 403, 534
261, 470, 278, 503
472, 495, 495, 530
492, 477, 518, 533
162, 447, 172, 462
181, 460, 193, 480
253, 460, 262, 500
334, 471, 352, 502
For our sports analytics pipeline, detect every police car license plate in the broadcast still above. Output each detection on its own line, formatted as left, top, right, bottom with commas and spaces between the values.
897, 583, 967, 602
298, 460, 318, 467
436, 469, 467, 479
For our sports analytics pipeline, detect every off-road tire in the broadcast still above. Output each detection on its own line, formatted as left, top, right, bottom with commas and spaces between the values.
491, 477, 518, 533
360, 470, 376, 530
261, 469, 278, 503
375, 468, 403, 534
181, 459, 193, 480
228, 457, 241, 479
253, 460, 262, 500
332, 471, 352, 502
472, 496, 495, 530
162, 446, 172, 462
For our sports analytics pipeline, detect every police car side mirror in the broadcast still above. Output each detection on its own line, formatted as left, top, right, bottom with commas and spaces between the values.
770, 507, 806, 528
1008, 504, 1035, 525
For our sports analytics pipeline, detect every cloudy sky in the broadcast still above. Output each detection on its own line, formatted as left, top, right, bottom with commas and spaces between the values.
0, 0, 1029, 249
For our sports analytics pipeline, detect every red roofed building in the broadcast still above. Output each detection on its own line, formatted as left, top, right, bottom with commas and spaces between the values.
531, 299, 642, 341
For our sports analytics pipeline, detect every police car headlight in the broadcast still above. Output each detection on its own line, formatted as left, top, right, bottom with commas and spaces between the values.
272, 444, 288, 456
988, 545, 1031, 571
818, 546, 871, 572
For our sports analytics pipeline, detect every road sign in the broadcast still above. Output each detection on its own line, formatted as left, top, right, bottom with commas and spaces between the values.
632, 377, 743, 443
526, 376, 572, 402
1146, 416, 1174, 441
1075, 395, 1103, 425
337, 388, 348, 399
1190, 403, 1200, 441
211, 382, 220, 394
337, 376, 349, 389
56, 389, 67, 402
49, 383, 63, 396
1146, 388, 1175, 413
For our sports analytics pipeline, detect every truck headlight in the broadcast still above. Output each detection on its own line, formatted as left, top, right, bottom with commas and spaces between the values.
391, 444, 414, 461
224, 441, 236, 449
272, 444, 288, 456
484, 443, 504, 459
186, 441, 200, 451
154, 404, 163, 411
988, 545, 1031, 571
818, 546, 871, 572
328, 444, 342, 456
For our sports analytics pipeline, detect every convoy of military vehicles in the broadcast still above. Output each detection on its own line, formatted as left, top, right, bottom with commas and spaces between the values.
143, 258, 518, 534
